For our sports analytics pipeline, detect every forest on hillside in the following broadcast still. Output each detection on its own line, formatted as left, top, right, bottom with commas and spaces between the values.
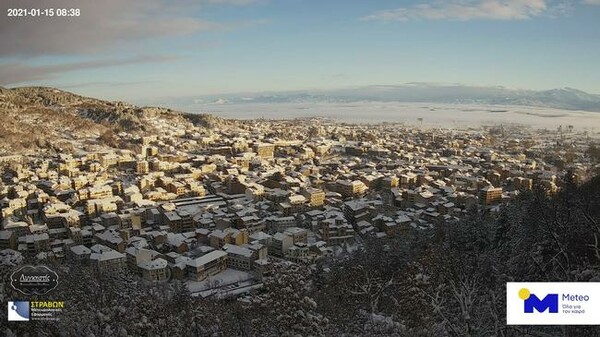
3, 173, 600, 337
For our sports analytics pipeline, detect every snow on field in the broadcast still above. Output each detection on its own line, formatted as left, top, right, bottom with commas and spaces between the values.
186, 268, 262, 299
193, 102, 600, 131
186, 268, 255, 293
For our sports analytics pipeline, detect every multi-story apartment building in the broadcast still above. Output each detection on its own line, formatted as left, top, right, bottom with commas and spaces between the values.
254, 143, 275, 158
0, 230, 17, 250
479, 185, 503, 205
336, 180, 368, 198
90, 244, 126, 273
222, 244, 255, 271
301, 187, 325, 208
139, 258, 169, 282
209, 228, 248, 248
185, 250, 228, 281
69, 245, 91, 261
269, 232, 293, 257
283, 227, 308, 245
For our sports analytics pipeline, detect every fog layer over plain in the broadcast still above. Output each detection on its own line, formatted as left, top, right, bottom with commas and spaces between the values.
193, 102, 600, 130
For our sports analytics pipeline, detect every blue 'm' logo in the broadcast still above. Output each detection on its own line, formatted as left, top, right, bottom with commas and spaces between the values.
520, 288, 559, 313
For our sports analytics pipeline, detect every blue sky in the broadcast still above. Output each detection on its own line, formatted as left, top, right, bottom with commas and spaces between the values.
1, 0, 600, 103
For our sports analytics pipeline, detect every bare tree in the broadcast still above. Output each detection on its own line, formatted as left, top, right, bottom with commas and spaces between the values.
348, 265, 395, 315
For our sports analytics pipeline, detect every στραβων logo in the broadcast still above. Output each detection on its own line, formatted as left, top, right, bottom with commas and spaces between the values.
8, 301, 30, 321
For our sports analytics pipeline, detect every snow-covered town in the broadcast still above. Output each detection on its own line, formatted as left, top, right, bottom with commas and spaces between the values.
1, 115, 596, 300
4, 0, 600, 334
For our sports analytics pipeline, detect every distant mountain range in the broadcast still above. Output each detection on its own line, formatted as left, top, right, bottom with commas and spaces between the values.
191, 84, 600, 112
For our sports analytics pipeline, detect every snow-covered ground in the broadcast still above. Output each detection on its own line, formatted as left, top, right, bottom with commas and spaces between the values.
192, 102, 600, 131
186, 268, 259, 298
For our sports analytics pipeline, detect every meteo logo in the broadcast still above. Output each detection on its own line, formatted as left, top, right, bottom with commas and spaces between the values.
519, 288, 559, 313
507, 283, 600, 325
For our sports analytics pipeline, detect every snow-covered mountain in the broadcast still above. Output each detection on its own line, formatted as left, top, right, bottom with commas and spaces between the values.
190, 84, 600, 112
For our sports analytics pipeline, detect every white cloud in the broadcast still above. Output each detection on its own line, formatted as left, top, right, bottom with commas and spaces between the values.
0, 0, 268, 85
207, 0, 265, 4
362, 0, 562, 22
582, 0, 600, 5
0, 0, 262, 58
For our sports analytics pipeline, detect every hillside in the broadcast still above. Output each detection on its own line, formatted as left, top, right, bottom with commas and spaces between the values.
0, 86, 227, 156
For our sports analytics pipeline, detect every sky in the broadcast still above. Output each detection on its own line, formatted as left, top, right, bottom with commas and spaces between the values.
1, 0, 600, 104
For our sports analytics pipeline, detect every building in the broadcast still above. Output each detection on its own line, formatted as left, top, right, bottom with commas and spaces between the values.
162, 210, 195, 233
136, 160, 150, 175
479, 185, 503, 205
283, 227, 308, 244
0, 230, 17, 250
514, 177, 533, 191
69, 245, 91, 261
399, 173, 417, 188
269, 232, 293, 257
167, 182, 186, 196
185, 250, 228, 281
343, 200, 374, 225
126, 247, 163, 271
336, 180, 368, 198
222, 244, 255, 271
267, 216, 297, 232
285, 243, 311, 263
209, 228, 248, 248
278, 194, 307, 216
139, 258, 169, 281
254, 143, 275, 158
86, 185, 114, 200
320, 220, 355, 245
95, 230, 126, 253
90, 245, 126, 273
18, 233, 50, 255
301, 187, 325, 208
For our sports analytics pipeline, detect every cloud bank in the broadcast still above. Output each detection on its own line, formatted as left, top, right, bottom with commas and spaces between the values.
0, 0, 263, 85
0, 56, 176, 85
363, 0, 564, 22
0, 0, 258, 58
